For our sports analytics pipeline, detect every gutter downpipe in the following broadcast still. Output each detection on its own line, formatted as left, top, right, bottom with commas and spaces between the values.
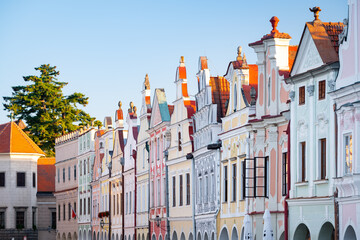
121, 157, 125, 240
284, 121, 290, 240
186, 153, 196, 240
334, 103, 339, 240
164, 150, 170, 240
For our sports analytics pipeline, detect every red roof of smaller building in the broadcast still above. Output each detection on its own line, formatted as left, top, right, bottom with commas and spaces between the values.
209, 76, 230, 122
0, 122, 44, 155
37, 157, 55, 192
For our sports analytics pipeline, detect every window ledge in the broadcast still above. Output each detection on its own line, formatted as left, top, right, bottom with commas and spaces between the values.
295, 181, 308, 187
314, 179, 328, 185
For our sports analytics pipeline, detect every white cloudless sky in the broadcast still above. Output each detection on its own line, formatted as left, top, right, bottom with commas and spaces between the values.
0, 0, 347, 125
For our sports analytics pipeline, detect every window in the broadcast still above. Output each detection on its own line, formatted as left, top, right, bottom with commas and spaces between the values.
212, 172, 215, 202
74, 202, 76, 219
87, 158, 90, 174
33, 172, 36, 188
51, 211, 56, 229
68, 203, 71, 220
282, 152, 288, 196
223, 166, 228, 202
344, 134, 353, 174
186, 173, 190, 205
234, 83, 237, 111
130, 191, 132, 213
68, 167, 71, 181
0, 172, 5, 187
157, 139, 160, 160
63, 168, 65, 182
84, 160, 86, 176
319, 80, 326, 100
32, 208, 36, 227
0, 210, 5, 229
80, 199, 82, 215
157, 179, 160, 206
178, 132, 182, 151
63, 204, 65, 220
125, 193, 128, 214
84, 198, 86, 215
179, 175, 183, 206
16, 211, 25, 229
232, 164, 237, 202
199, 176, 202, 204
320, 139, 326, 179
300, 142, 306, 182
117, 194, 119, 215
172, 177, 176, 207
74, 165, 77, 180
57, 169, 60, 183
204, 174, 208, 203
17, 172, 25, 187
80, 161, 82, 176
58, 205, 60, 221
299, 86, 305, 105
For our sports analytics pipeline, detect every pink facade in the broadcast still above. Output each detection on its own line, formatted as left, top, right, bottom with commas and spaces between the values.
247, 16, 294, 240
148, 89, 172, 240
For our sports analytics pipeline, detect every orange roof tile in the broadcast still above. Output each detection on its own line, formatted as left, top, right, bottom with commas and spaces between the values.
209, 76, 230, 122
37, 157, 55, 192
0, 122, 45, 155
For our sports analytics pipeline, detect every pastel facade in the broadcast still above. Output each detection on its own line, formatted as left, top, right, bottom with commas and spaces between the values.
286, 9, 343, 240
55, 130, 79, 240
91, 128, 106, 240
136, 75, 152, 240
123, 104, 139, 240
167, 57, 196, 240
247, 17, 295, 240
148, 88, 173, 240
192, 57, 229, 240
331, 0, 360, 239
78, 128, 96, 240
218, 49, 257, 240
110, 104, 126, 240
0, 122, 45, 240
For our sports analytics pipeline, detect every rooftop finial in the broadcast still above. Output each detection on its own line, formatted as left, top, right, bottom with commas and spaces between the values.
144, 74, 150, 90
128, 102, 134, 113
180, 56, 185, 64
237, 46, 243, 61
243, 53, 247, 65
310, 6, 321, 22
118, 101, 122, 109
270, 16, 279, 33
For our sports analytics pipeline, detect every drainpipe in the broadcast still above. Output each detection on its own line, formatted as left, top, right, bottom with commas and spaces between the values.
146, 141, 151, 240
109, 151, 113, 240
134, 149, 137, 240
284, 122, 290, 240
164, 150, 170, 240
333, 103, 339, 240
121, 157, 125, 240
186, 153, 196, 240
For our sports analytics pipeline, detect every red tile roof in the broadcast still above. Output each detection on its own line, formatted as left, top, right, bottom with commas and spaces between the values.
168, 105, 174, 116
199, 57, 208, 70
305, 21, 344, 63
0, 122, 45, 155
209, 76, 230, 122
37, 157, 55, 192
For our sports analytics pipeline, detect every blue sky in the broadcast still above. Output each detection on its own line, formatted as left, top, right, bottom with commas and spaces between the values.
0, 0, 347, 125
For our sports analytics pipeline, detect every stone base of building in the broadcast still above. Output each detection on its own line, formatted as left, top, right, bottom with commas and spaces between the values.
0, 229, 38, 240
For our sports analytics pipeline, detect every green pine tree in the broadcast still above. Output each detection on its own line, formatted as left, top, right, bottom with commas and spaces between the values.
3, 64, 102, 156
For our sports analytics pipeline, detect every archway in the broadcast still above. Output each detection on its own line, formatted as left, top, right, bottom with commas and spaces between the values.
197, 232, 202, 240
151, 234, 156, 240
138, 234, 141, 240
116, 234, 119, 240
318, 222, 334, 240
101, 232, 104, 240
62, 233, 66, 240
211, 232, 215, 240
294, 223, 311, 240
159, 235, 163, 240
344, 225, 357, 240
231, 227, 238, 240
112, 234, 115, 240
97, 232, 100, 240
219, 228, 229, 240
180, 233, 186, 240
204, 233, 209, 240
142, 234, 145, 240
68, 232, 73, 240
79, 231, 82, 240
94, 232, 97, 240
74, 232, 78, 240
57, 233, 61, 240
147, 234, 149, 240
189, 233, 194, 240
172, 231, 178, 240
279, 232, 285, 240
240, 228, 244, 240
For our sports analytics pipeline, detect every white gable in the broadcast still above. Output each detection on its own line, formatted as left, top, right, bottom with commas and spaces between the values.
291, 28, 323, 76
149, 94, 161, 128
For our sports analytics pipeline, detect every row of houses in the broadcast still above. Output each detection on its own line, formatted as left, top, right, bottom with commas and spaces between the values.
55, 2, 360, 240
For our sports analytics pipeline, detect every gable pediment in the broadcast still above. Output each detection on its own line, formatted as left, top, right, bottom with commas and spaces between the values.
291, 28, 324, 76
150, 94, 162, 128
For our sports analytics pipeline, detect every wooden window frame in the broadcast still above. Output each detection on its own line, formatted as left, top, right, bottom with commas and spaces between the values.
179, 175, 183, 206
224, 166, 228, 202
318, 80, 326, 100
301, 142, 306, 182
232, 164, 237, 202
186, 173, 190, 205
299, 86, 305, 105
282, 152, 288, 196
172, 177, 176, 207
320, 139, 326, 179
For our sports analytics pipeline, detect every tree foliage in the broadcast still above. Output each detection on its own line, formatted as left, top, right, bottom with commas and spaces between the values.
3, 64, 102, 156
